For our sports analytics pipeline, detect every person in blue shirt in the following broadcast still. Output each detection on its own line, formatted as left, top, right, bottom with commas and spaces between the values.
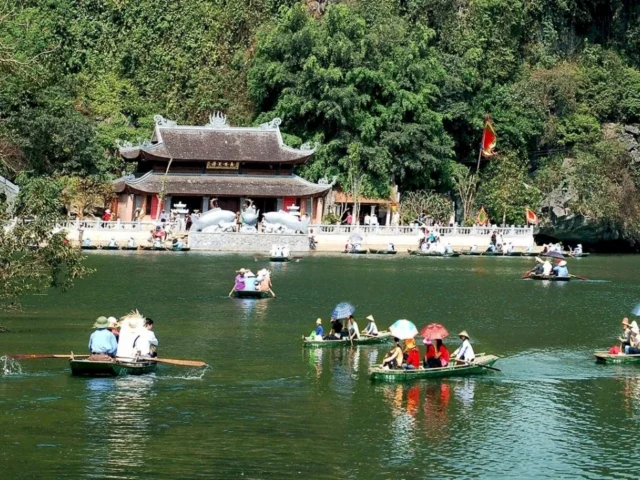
553, 260, 569, 277
313, 318, 324, 338
88, 316, 118, 358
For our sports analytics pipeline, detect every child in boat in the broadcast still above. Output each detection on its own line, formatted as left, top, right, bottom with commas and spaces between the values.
402, 339, 420, 370
435, 339, 450, 367
382, 338, 403, 369
423, 339, 439, 368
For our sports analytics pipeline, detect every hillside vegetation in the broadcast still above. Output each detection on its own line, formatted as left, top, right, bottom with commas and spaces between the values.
2, 0, 640, 243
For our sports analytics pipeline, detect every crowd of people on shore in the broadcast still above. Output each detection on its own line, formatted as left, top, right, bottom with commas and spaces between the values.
88, 313, 158, 361
381, 331, 475, 371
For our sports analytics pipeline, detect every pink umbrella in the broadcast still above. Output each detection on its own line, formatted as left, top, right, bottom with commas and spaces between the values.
420, 323, 449, 340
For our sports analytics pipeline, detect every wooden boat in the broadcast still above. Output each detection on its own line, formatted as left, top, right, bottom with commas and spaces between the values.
408, 250, 460, 257
594, 351, 640, 364
525, 274, 571, 281
123, 246, 139, 251
368, 249, 397, 255
69, 357, 157, 376
369, 354, 499, 381
462, 251, 523, 257
303, 332, 394, 348
101, 245, 120, 251
232, 290, 272, 299
343, 249, 367, 254
142, 246, 191, 252
81, 245, 98, 250
269, 256, 290, 262
568, 252, 590, 258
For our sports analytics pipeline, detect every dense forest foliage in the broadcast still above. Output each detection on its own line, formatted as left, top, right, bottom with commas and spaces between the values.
2, 0, 640, 242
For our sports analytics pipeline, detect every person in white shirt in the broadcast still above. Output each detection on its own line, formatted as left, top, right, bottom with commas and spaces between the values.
108, 237, 118, 247
347, 315, 360, 341
387, 242, 395, 252
134, 318, 158, 358
452, 330, 475, 363
127, 237, 136, 248
364, 214, 371, 226
470, 245, 477, 252
542, 259, 553, 276
362, 315, 379, 336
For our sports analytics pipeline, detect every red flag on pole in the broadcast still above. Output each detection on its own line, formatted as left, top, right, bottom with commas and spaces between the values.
481, 116, 497, 158
525, 208, 538, 225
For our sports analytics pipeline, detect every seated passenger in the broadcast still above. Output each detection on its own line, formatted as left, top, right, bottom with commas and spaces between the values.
423, 338, 439, 368
387, 242, 395, 252
323, 318, 343, 340
444, 243, 453, 254
542, 259, 553, 276
573, 244, 583, 255
83, 237, 91, 247
127, 237, 136, 248
452, 330, 475, 363
382, 338, 403, 369
107, 237, 117, 247
470, 245, 478, 253
362, 315, 379, 336
552, 260, 569, 277
435, 339, 450, 367
619, 318, 631, 351
402, 339, 420, 370
312, 318, 324, 339
134, 318, 158, 358
625, 321, 640, 355
347, 315, 360, 341
88, 316, 118, 359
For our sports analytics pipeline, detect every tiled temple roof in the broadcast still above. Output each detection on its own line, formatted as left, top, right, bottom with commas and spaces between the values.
118, 115, 314, 165
114, 172, 331, 198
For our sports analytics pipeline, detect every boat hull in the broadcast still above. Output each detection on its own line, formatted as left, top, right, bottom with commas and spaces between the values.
526, 274, 571, 281
269, 257, 290, 262
102, 246, 120, 251
408, 250, 460, 257
594, 351, 640, 364
303, 333, 393, 348
368, 249, 397, 255
142, 247, 191, 252
343, 250, 367, 254
81, 246, 98, 250
69, 359, 157, 377
369, 354, 499, 381
462, 252, 524, 257
232, 290, 271, 299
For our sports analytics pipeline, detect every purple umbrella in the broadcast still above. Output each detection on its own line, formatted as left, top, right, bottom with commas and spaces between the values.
543, 251, 565, 260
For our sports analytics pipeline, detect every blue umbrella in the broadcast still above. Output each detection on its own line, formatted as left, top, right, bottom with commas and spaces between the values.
632, 303, 640, 316
332, 302, 355, 319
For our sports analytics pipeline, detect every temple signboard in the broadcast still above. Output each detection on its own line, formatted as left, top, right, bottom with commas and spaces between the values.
206, 161, 239, 170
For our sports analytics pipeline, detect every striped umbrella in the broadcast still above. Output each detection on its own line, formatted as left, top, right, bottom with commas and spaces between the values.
389, 319, 418, 340
331, 302, 355, 319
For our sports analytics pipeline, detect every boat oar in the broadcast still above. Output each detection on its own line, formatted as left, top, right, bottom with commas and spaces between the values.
457, 359, 501, 372
153, 358, 207, 367
228, 286, 236, 297
570, 274, 589, 281
268, 288, 277, 298
7, 354, 81, 360
521, 268, 535, 279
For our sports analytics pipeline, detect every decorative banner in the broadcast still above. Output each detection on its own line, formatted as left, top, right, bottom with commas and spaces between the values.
206, 161, 239, 170
525, 207, 539, 225
481, 115, 497, 158
476, 206, 489, 226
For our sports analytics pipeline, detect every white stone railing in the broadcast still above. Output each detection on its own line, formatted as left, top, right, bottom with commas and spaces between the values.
60, 219, 175, 231
309, 224, 534, 236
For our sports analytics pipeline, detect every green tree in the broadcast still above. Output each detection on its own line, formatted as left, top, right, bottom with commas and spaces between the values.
248, 4, 454, 197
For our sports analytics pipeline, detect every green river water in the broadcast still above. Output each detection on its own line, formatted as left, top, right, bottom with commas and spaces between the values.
1, 252, 639, 479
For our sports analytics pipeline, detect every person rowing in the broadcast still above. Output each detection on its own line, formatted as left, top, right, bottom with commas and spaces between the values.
382, 338, 403, 370
362, 315, 379, 336
552, 260, 569, 277
347, 315, 360, 341
452, 330, 475, 363
620, 317, 631, 351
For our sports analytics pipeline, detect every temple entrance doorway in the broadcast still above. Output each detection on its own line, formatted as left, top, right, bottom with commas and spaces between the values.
252, 198, 277, 219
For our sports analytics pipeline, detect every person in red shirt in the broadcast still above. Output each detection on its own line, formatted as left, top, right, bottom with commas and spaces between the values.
435, 339, 450, 367
402, 338, 420, 370
423, 338, 440, 368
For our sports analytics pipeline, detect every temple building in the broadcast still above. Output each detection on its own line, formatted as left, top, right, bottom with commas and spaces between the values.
114, 114, 331, 222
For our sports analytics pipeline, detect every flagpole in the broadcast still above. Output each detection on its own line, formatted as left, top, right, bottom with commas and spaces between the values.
476, 117, 487, 174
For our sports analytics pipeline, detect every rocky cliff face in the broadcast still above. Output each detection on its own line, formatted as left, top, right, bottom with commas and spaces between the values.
537, 124, 639, 246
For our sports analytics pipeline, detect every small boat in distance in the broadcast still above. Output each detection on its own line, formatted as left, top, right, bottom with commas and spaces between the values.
81, 245, 98, 250
408, 250, 460, 257
524, 274, 571, 281
594, 352, 640, 364
302, 332, 394, 348
343, 249, 367, 254
369, 354, 499, 381
142, 246, 191, 252
368, 249, 397, 255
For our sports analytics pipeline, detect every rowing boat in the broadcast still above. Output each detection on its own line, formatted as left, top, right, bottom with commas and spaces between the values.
525, 274, 571, 281
122, 246, 139, 251
369, 354, 499, 381
69, 357, 157, 376
408, 250, 460, 257
568, 253, 590, 258
81, 245, 98, 250
101, 246, 120, 251
368, 249, 397, 255
303, 332, 393, 348
232, 290, 272, 299
594, 351, 640, 364
269, 256, 290, 262
462, 251, 524, 257
142, 246, 191, 252
343, 250, 367, 254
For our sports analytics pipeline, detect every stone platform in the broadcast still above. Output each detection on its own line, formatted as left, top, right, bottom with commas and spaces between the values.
189, 232, 309, 252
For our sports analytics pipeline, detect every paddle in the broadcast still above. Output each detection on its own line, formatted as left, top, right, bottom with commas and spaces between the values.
268, 288, 277, 298
7, 354, 206, 367
153, 358, 207, 367
456, 358, 501, 372
570, 274, 589, 281
228, 286, 236, 297
521, 268, 535, 279
6, 354, 84, 360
